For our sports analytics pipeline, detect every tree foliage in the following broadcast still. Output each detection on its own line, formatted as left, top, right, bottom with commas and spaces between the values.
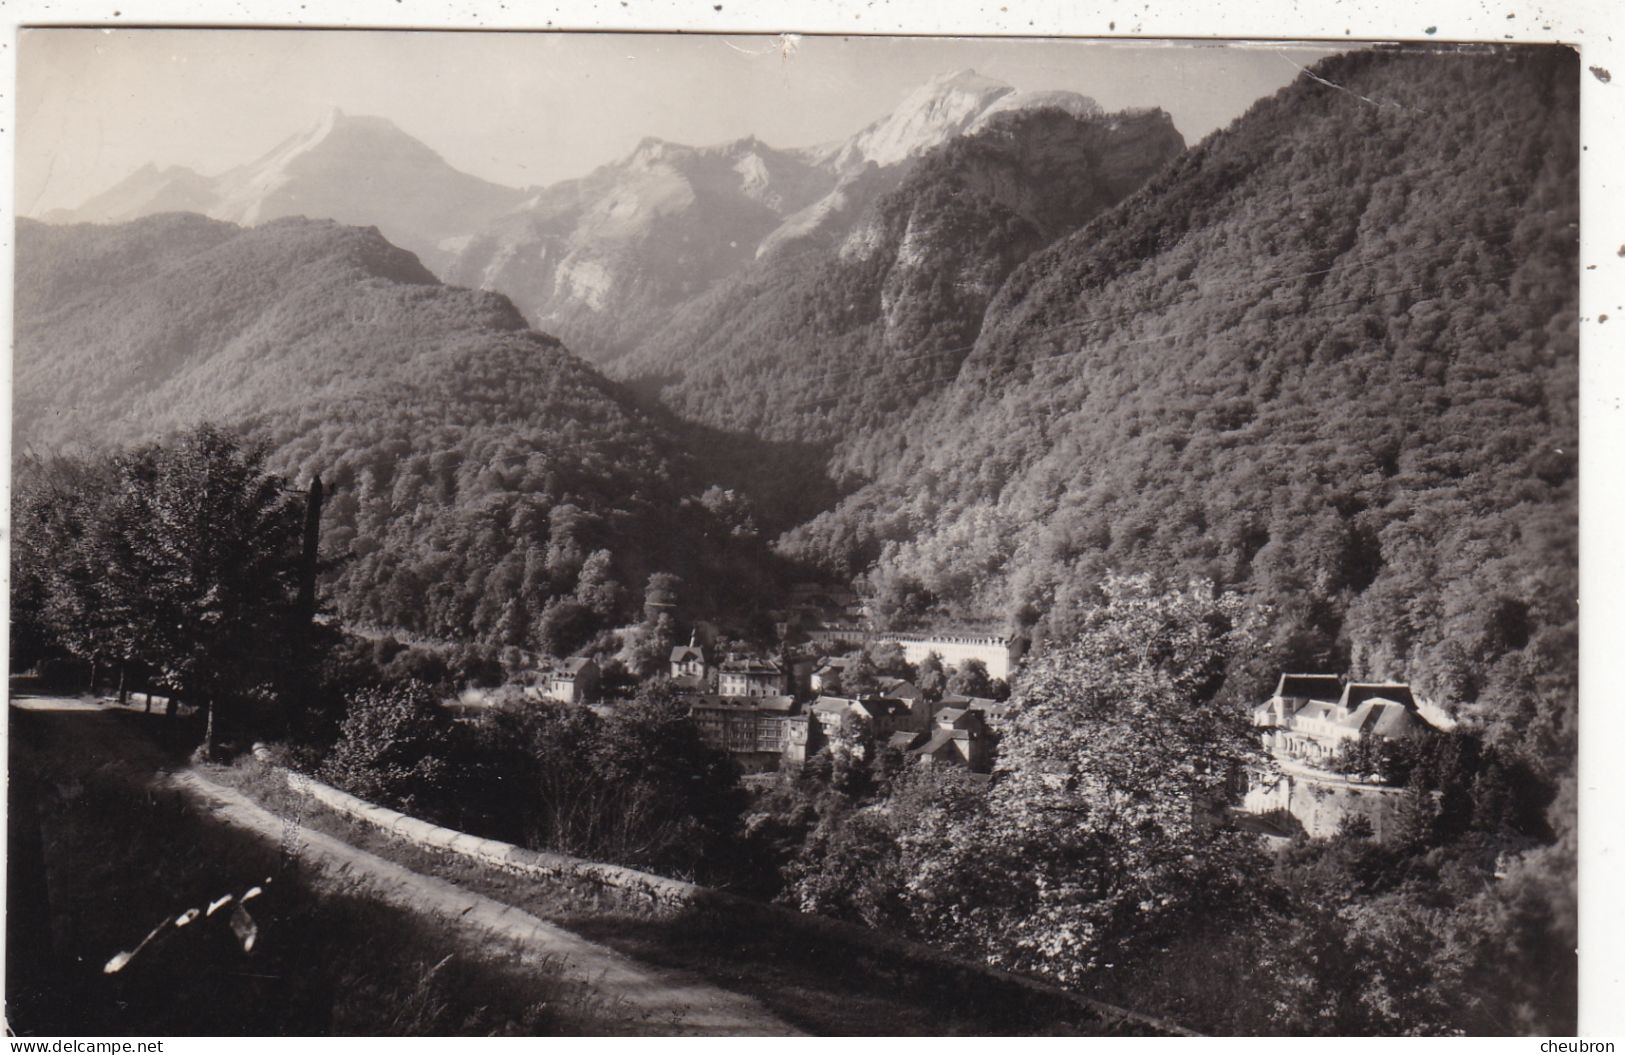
899, 576, 1268, 981
461, 683, 746, 878
12, 425, 306, 752
13, 216, 788, 660
780, 48, 1577, 781
319, 680, 455, 814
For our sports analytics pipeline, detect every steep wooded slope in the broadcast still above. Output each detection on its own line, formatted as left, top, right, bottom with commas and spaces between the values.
616, 105, 1186, 444
784, 46, 1578, 763
13, 214, 779, 648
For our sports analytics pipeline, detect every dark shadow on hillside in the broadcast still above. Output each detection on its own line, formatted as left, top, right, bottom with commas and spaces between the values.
7, 702, 236, 1035
7, 699, 636, 1037
559, 896, 1182, 1037
626, 386, 848, 539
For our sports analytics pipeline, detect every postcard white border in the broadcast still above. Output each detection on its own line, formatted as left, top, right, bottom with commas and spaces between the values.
2, 0, 1619, 1043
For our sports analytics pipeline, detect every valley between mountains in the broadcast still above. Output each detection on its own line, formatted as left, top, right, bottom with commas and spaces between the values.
11, 42, 1580, 1036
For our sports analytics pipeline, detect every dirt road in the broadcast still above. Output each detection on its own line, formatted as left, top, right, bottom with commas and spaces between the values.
11, 695, 800, 1036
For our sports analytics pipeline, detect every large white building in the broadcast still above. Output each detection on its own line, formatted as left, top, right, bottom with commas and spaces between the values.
805, 627, 1026, 681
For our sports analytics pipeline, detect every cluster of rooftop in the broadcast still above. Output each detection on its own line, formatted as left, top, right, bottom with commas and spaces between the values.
673, 642, 1005, 774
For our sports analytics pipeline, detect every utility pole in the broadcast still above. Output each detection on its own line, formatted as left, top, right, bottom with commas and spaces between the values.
298, 475, 324, 624
288, 475, 323, 735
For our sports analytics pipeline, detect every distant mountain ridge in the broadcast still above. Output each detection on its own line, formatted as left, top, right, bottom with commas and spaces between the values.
43, 108, 531, 275
443, 68, 1110, 365
44, 71, 1120, 365
798, 69, 1096, 173
438, 132, 840, 364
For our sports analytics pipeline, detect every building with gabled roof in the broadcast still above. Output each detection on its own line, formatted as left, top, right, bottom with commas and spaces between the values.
886, 730, 922, 752
670, 638, 709, 673
1277, 673, 1345, 700
877, 676, 923, 702
1252, 673, 1343, 729
905, 705, 992, 772
809, 655, 850, 693
810, 694, 861, 740
1252, 673, 1434, 767
1243, 672, 1440, 844
1345, 697, 1427, 740
1337, 682, 1417, 712
668, 636, 711, 691
809, 691, 932, 744
940, 693, 1013, 722
542, 656, 600, 704
854, 696, 919, 738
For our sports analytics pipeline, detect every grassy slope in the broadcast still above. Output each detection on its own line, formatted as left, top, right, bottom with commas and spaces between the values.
6, 700, 645, 1036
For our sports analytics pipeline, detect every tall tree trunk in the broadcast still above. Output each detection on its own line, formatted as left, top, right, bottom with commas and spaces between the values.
88, 657, 98, 696
117, 664, 128, 707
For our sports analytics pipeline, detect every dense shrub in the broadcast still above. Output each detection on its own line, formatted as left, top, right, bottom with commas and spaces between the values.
451, 684, 746, 881
319, 681, 455, 816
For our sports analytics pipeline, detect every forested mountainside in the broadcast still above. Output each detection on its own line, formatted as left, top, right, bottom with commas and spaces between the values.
13, 214, 781, 648
615, 105, 1185, 443
43, 109, 529, 275
782, 45, 1578, 767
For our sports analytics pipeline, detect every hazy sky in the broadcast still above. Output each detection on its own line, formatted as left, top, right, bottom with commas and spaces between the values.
17, 30, 1342, 216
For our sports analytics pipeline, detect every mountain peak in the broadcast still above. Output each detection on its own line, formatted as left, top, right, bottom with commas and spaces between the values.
968, 89, 1105, 131
813, 68, 1016, 172
299, 105, 344, 143
927, 68, 1011, 92
626, 135, 692, 167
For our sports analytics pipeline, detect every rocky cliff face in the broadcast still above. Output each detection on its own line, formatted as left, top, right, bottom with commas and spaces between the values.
443, 69, 1119, 366
440, 135, 840, 365
801, 69, 1026, 173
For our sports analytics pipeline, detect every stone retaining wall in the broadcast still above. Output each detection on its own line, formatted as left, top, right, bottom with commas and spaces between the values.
1244, 769, 1408, 840
276, 759, 708, 909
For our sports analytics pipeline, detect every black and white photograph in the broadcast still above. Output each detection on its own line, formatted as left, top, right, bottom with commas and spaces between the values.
4, 6, 1614, 1039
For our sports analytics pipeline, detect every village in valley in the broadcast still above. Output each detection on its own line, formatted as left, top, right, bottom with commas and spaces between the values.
513, 579, 1448, 843
503, 581, 1020, 775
